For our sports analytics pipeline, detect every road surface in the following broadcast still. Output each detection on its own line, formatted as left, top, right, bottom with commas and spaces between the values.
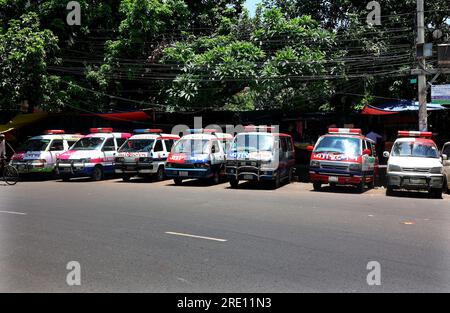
1, 178, 449, 292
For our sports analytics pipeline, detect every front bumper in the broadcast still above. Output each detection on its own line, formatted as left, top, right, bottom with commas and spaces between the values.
10, 162, 54, 174
56, 162, 96, 177
387, 172, 443, 190
309, 172, 363, 185
165, 167, 212, 179
225, 165, 277, 181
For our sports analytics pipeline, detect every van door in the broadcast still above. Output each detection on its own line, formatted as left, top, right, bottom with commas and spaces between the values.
102, 138, 116, 172
49, 139, 65, 167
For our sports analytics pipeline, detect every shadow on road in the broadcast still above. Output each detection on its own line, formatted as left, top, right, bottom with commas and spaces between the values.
386, 190, 443, 199
166, 178, 228, 188
310, 185, 370, 194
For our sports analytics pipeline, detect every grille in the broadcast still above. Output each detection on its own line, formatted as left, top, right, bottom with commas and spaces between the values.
321, 164, 348, 171
402, 167, 430, 173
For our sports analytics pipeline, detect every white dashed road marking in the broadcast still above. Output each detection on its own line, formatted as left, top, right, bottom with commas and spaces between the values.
165, 231, 227, 242
0, 210, 27, 215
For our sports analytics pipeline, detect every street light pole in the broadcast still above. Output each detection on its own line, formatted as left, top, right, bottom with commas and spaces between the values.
417, 0, 428, 131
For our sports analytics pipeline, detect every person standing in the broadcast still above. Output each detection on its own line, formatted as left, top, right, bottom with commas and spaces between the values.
0, 134, 6, 160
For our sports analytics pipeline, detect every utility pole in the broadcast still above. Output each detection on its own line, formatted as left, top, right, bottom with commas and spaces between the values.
417, 0, 428, 131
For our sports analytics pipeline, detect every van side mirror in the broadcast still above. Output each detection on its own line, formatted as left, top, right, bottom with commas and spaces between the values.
363, 149, 372, 156
306, 145, 314, 152
383, 151, 390, 158
442, 154, 448, 161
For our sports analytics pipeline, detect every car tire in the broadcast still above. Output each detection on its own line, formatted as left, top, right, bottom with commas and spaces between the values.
430, 188, 443, 199
287, 167, 294, 184
443, 177, 449, 194
61, 174, 71, 182
313, 182, 321, 191
122, 175, 131, 182
368, 175, 375, 189
211, 171, 220, 185
386, 186, 394, 196
91, 165, 103, 181
357, 176, 365, 193
174, 178, 183, 185
273, 174, 281, 189
229, 178, 239, 188
156, 166, 165, 182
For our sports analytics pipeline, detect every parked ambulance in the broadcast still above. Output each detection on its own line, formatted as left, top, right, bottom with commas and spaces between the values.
114, 129, 180, 181
10, 130, 84, 175
165, 129, 233, 185
384, 131, 444, 198
225, 126, 296, 188
307, 128, 378, 192
56, 128, 131, 181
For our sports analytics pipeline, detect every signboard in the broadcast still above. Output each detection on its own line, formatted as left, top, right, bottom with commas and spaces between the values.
431, 84, 450, 105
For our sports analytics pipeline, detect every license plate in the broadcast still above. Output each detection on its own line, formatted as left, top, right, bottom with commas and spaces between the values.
329, 176, 339, 183
179, 171, 189, 177
243, 174, 253, 180
410, 178, 426, 185
126, 166, 135, 171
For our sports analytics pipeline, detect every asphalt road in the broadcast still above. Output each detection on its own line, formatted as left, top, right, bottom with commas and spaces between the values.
0, 177, 449, 292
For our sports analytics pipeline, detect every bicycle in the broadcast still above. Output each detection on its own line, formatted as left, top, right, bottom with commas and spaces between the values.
1, 158, 19, 185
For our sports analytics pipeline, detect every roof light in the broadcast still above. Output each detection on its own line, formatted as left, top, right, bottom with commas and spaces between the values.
398, 131, 432, 138
188, 129, 217, 134
328, 128, 362, 135
133, 129, 163, 134
43, 130, 65, 135
244, 126, 276, 132
90, 128, 113, 133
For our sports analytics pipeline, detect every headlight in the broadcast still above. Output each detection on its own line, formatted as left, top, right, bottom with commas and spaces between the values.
310, 160, 320, 168
80, 158, 91, 163
349, 163, 362, 171
430, 167, 443, 174
261, 161, 274, 169
115, 157, 125, 163
139, 157, 152, 163
388, 164, 401, 172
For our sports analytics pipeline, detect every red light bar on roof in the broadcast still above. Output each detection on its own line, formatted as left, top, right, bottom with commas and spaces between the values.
90, 128, 113, 133
44, 130, 65, 135
244, 126, 276, 132
328, 128, 362, 135
398, 131, 432, 138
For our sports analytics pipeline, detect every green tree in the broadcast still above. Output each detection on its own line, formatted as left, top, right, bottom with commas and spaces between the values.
0, 12, 59, 112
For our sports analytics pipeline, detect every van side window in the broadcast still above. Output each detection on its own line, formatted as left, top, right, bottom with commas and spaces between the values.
103, 138, 115, 151
154, 140, 163, 152
211, 140, 221, 153
116, 138, 127, 149
50, 140, 64, 151
280, 138, 287, 152
286, 137, 293, 152
164, 139, 174, 152
67, 140, 78, 149
443, 145, 450, 156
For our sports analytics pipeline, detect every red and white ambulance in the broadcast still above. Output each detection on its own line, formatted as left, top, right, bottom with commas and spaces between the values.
56, 128, 131, 181
307, 128, 378, 192
114, 129, 180, 181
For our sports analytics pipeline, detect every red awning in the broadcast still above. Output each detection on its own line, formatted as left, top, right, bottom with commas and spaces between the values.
81, 111, 151, 121
360, 105, 398, 115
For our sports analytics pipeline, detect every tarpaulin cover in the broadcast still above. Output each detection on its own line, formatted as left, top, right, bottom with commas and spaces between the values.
81, 111, 151, 121
361, 100, 447, 115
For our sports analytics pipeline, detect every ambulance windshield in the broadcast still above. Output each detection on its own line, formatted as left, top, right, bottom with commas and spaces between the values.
172, 139, 210, 154
314, 136, 361, 156
72, 137, 105, 150
120, 139, 155, 152
20, 139, 51, 151
391, 141, 439, 158
233, 134, 274, 152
